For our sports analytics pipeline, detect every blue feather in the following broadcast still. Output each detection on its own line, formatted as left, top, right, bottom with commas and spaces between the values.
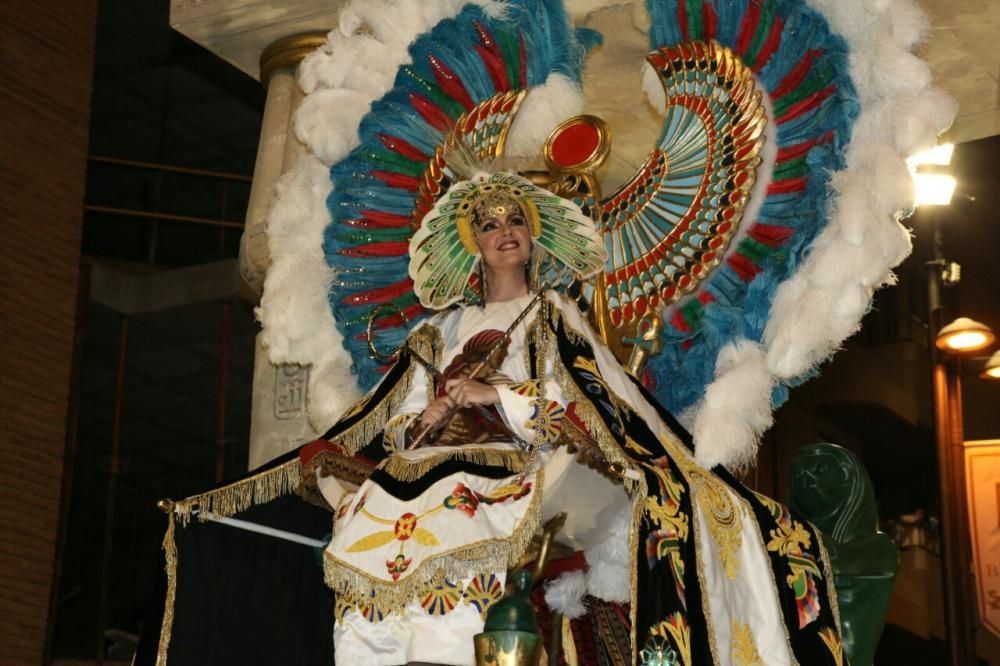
644, 0, 859, 414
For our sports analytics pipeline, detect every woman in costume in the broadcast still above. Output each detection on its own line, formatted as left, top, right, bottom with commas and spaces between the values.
311, 172, 846, 666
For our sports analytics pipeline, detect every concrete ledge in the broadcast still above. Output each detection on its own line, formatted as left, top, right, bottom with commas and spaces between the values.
89, 259, 247, 314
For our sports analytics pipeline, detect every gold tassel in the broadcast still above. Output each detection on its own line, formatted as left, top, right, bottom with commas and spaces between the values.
380, 447, 525, 482
333, 324, 442, 455
174, 459, 302, 524
156, 510, 177, 666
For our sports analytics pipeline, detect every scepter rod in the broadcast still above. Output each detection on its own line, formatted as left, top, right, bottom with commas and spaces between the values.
407, 290, 546, 450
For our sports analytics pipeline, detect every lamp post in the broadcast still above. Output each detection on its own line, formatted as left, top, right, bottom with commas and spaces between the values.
913, 142, 981, 665
931, 314, 993, 666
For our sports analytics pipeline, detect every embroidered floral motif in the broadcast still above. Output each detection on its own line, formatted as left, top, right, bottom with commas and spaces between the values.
692, 467, 743, 581
818, 626, 845, 666
385, 552, 412, 581
477, 481, 532, 504
754, 492, 823, 628
394, 513, 417, 540
462, 573, 504, 618
358, 590, 392, 623
443, 483, 481, 517
346, 510, 440, 554
639, 635, 678, 666
525, 399, 564, 442
509, 379, 541, 397
421, 577, 462, 616
353, 491, 368, 515
650, 612, 691, 666
571, 355, 623, 433
731, 621, 762, 665
658, 434, 743, 581
333, 592, 354, 623
642, 456, 690, 605
344, 479, 532, 588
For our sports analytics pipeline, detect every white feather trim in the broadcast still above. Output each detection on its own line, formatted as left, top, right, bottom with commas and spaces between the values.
693, 340, 775, 471
300, 33, 404, 98
846, 142, 915, 216
544, 570, 588, 619
505, 73, 585, 158
293, 88, 373, 166
583, 512, 630, 604
887, 0, 930, 49
256, 155, 363, 428
692, 0, 954, 468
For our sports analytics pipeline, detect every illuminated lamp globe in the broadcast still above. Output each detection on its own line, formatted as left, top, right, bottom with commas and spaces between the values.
935, 317, 995, 353
981, 350, 1000, 381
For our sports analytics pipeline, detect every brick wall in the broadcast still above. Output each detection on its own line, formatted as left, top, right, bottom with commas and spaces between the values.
0, 3, 97, 664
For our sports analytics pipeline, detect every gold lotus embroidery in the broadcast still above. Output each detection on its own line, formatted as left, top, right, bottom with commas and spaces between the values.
658, 434, 743, 580
731, 621, 762, 665
626, 434, 653, 456
651, 613, 691, 666
818, 627, 845, 666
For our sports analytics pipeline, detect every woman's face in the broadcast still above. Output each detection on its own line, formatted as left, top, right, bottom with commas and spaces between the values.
475, 208, 532, 272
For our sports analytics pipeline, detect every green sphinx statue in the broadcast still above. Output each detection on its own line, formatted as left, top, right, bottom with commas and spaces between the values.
789, 443, 898, 666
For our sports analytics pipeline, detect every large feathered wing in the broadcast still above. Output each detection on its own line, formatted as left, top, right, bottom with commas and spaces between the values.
258, 0, 953, 465
323, 0, 587, 388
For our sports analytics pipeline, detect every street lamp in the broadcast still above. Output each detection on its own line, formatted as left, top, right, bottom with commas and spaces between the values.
980, 350, 1000, 381
936, 317, 996, 353
931, 316, 996, 666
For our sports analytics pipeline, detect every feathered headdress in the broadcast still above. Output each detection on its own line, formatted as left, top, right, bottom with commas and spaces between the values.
408, 171, 606, 309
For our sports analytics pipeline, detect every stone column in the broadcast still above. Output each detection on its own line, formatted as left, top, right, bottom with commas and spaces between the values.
242, 34, 329, 470
170, 1, 345, 469
239, 32, 326, 295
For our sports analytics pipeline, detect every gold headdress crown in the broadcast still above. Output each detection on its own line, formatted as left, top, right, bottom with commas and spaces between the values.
409, 172, 607, 310
471, 189, 524, 224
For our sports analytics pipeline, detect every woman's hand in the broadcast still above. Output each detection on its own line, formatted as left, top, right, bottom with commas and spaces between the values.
444, 378, 500, 408
420, 395, 455, 429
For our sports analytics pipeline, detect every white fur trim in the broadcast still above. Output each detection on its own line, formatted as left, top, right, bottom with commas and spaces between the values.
583, 511, 630, 604
256, 155, 363, 429
293, 88, 373, 166
505, 73, 585, 159
544, 570, 588, 619
693, 340, 775, 471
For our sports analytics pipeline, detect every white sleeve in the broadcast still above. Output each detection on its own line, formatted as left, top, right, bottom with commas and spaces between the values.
382, 358, 431, 452
495, 377, 567, 444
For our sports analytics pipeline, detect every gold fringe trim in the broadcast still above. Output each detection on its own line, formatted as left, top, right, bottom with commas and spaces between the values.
815, 528, 844, 637
333, 362, 416, 456
628, 464, 648, 666
551, 352, 640, 497
541, 299, 642, 496
326, 323, 442, 457
379, 447, 526, 482
174, 459, 301, 524
155, 510, 177, 666
739, 492, 799, 664
324, 466, 545, 616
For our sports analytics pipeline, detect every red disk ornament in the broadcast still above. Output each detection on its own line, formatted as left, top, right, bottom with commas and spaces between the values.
544, 115, 610, 172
